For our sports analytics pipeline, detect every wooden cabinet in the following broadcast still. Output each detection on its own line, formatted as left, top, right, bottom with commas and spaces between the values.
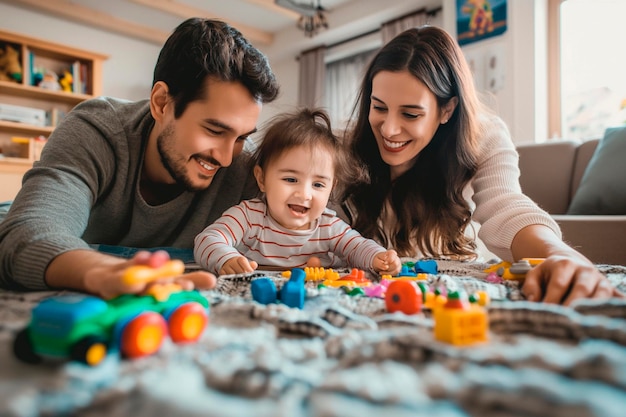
0, 29, 107, 201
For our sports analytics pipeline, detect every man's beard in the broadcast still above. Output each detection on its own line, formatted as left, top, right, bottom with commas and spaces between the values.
156, 124, 209, 192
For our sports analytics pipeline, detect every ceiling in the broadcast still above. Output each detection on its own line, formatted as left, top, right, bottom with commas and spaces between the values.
2, 0, 442, 61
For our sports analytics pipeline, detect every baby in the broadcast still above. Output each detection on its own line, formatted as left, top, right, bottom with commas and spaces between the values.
194, 108, 401, 276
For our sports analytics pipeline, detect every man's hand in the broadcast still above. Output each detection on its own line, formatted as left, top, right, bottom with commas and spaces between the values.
219, 256, 258, 275
373, 250, 402, 276
522, 255, 623, 306
46, 249, 215, 299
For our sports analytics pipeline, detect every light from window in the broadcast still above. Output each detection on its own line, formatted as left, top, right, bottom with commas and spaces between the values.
324, 49, 377, 131
561, 0, 626, 140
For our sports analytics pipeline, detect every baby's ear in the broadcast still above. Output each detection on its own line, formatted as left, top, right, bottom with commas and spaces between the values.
253, 165, 265, 192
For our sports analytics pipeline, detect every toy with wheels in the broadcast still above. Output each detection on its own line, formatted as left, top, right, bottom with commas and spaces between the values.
13, 261, 210, 366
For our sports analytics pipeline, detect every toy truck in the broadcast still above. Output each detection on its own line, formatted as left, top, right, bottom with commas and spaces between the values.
13, 261, 209, 366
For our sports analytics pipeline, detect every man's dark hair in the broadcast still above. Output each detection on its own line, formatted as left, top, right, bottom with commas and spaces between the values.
153, 18, 280, 118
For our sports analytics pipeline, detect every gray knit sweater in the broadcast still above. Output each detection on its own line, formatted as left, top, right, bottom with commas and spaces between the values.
0, 97, 258, 290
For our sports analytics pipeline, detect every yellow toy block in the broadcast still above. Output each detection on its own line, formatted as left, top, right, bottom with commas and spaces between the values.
322, 279, 357, 288
382, 273, 429, 281
282, 267, 340, 282
433, 291, 488, 346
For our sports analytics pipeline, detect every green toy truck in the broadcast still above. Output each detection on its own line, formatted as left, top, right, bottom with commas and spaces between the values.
13, 290, 209, 366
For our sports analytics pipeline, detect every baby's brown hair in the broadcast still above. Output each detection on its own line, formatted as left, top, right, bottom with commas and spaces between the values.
254, 108, 358, 202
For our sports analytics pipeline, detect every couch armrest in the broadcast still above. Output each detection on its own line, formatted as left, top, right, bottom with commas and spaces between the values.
552, 215, 626, 265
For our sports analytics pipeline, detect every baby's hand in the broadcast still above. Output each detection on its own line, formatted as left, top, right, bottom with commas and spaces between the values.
219, 256, 259, 275
373, 250, 401, 276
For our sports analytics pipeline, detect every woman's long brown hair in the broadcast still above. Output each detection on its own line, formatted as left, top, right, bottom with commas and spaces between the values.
342, 26, 482, 259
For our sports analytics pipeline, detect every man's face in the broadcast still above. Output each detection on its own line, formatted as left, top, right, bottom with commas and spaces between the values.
156, 79, 262, 191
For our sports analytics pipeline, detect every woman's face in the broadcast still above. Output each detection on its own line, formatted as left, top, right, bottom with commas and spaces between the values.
368, 70, 453, 179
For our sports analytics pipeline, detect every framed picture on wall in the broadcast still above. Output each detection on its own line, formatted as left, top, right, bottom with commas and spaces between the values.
456, 0, 507, 46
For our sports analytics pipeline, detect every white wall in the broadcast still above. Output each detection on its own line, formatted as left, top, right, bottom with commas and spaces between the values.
0, 2, 160, 101
1, 0, 550, 143
441, 0, 548, 144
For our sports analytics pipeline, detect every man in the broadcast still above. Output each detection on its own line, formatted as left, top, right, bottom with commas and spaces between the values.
0, 18, 279, 298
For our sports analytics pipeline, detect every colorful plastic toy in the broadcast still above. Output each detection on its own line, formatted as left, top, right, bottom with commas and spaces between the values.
483, 258, 545, 281
251, 268, 306, 309
385, 280, 423, 315
381, 260, 436, 281
321, 268, 372, 288
13, 291, 209, 366
13, 260, 209, 366
433, 290, 488, 346
282, 266, 340, 282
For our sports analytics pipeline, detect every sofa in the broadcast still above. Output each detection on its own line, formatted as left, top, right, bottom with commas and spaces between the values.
516, 132, 626, 265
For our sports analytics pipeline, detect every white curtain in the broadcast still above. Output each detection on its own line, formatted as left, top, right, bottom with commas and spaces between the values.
298, 46, 326, 108
381, 10, 430, 44
324, 49, 377, 130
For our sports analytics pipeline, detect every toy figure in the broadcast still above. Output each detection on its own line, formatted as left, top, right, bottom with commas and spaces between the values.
59, 70, 73, 92
38, 70, 61, 91
0, 44, 22, 83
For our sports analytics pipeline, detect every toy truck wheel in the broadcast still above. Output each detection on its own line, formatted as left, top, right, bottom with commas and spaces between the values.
119, 312, 167, 359
13, 328, 42, 364
167, 302, 208, 343
385, 280, 422, 315
70, 336, 108, 366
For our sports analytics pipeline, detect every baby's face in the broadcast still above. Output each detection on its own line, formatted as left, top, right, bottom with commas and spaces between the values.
255, 145, 335, 230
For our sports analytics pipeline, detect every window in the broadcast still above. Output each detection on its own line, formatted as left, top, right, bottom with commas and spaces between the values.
558, 0, 626, 140
324, 48, 377, 130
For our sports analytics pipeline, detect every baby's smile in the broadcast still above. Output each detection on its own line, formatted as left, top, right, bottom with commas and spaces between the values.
288, 204, 309, 214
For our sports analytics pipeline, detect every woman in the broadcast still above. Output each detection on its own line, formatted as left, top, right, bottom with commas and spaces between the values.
341, 25, 621, 305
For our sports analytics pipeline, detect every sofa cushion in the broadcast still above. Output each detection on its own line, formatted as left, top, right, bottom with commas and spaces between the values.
570, 139, 599, 197
567, 126, 626, 215
517, 140, 578, 214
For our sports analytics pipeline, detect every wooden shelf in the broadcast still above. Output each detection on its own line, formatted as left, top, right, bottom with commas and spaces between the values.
0, 156, 32, 166
0, 29, 107, 201
0, 80, 91, 105
0, 120, 54, 136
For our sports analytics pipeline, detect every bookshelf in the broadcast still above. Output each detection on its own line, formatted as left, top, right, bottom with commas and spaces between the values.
0, 29, 107, 201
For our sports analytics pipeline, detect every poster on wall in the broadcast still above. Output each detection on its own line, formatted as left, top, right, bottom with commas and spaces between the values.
456, 0, 507, 46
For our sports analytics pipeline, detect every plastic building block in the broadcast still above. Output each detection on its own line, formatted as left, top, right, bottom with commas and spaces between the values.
251, 278, 278, 304
397, 265, 417, 277
334, 268, 372, 287
305, 267, 340, 281
281, 268, 305, 309
433, 290, 488, 346
414, 260, 438, 274
13, 290, 210, 366
385, 280, 423, 315
251, 269, 306, 309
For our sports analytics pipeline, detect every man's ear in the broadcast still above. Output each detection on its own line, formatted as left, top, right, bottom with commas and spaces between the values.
150, 81, 170, 122
253, 165, 265, 192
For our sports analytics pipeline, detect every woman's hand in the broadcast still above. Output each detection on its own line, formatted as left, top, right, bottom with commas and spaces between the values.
219, 256, 258, 276
522, 255, 622, 305
373, 250, 402, 276
84, 250, 216, 299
